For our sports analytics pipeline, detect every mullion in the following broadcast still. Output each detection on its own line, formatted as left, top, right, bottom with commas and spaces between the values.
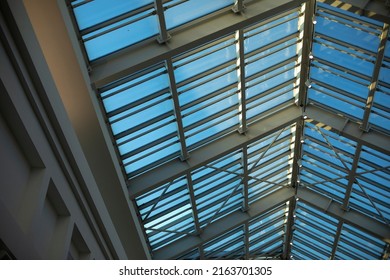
342, 225, 385, 248
250, 237, 283, 257
338, 237, 378, 259
173, 34, 236, 63
117, 117, 175, 146
294, 226, 334, 249
303, 148, 351, 174
177, 62, 236, 91
246, 61, 297, 88
106, 88, 169, 118
182, 89, 237, 118
305, 133, 356, 158
317, 7, 382, 31
83, 10, 154, 42
356, 174, 390, 197
312, 57, 371, 83
120, 132, 177, 159
181, 84, 237, 112
311, 63, 370, 88
184, 106, 238, 134
144, 199, 192, 225
249, 226, 285, 247
248, 134, 292, 166
124, 143, 179, 171
137, 183, 188, 211
114, 111, 172, 140
195, 176, 241, 201
123, 137, 178, 165
250, 151, 292, 177
249, 214, 285, 236
127, 153, 181, 178
206, 237, 244, 258
313, 38, 374, 64
293, 235, 329, 258
245, 34, 298, 61
205, 227, 243, 247
297, 206, 338, 228
311, 82, 366, 107
246, 80, 296, 104
146, 211, 194, 235
174, 40, 236, 69
300, 169, 346, 198
292, 244, 319, 260
246, 40, 299, 68
245, 10, 299, 37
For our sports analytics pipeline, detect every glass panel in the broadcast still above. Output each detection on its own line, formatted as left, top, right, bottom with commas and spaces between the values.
192, 150, 243, 228
300, 122, 356, 202
100, 65, 181, 177
165, 0, 233, 30
308, 2, 382, 122
135, 176, 195, 251
72, 0, 154, 30
291, 202, 338, 260
247, 125, 295, 204
335, 224, 386, 260
244, 9, 300, 123
83, 10, 158, 60
248, 203, 288, 259
174, 36, 239, 149
203, 226, 245, 259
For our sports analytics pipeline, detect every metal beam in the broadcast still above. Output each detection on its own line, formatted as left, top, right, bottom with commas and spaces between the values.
242, 145, 249, 212
317, 0, 390, 24
186, 174, 201, 235
342, 143, 362, 210
283, 197, 297, 259
129, 104, 301, 198
154, 0, 171, 44
330, 221, 343, 260
297, 187, 390, 243
91, 0, 305, 88
305, 105, 390, 155
297, 0, 316, 108
165, 58, 189, 160
153, 187, 295, 259
361, 23, 389, 132
236, 29, 247, 134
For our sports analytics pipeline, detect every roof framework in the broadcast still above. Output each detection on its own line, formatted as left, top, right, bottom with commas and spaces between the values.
67, 0, 390, 259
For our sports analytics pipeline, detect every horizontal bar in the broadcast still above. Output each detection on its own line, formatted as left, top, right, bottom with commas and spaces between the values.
153, 186, 295, 259
128, 104, 301, 198
305, 105, 390, 155
297, 187, 390, 243
91, 0, 305, 88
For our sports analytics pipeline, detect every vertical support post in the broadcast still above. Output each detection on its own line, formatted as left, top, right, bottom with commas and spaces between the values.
165, 58, 189, 161
296, 0, 316, 109
154, 0, 171, 44
283, 198, 296, 259
232, 0, 245, 14
330, 221, 343, 260
186, 173, 202, 235
361, 23, 389, 132
342, 143, 362, 211
235, 29, 247, 134
242, 145, 249, 212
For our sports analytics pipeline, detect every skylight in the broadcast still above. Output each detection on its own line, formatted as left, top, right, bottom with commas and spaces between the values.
68, 0, 390, 260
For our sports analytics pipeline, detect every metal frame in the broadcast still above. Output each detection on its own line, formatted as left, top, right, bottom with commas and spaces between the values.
64, 0, 390, 259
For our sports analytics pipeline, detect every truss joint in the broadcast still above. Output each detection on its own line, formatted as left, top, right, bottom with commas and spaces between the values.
157, 33, 172, 44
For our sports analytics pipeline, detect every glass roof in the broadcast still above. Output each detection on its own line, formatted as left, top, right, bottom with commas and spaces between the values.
68, 0, 390, 260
